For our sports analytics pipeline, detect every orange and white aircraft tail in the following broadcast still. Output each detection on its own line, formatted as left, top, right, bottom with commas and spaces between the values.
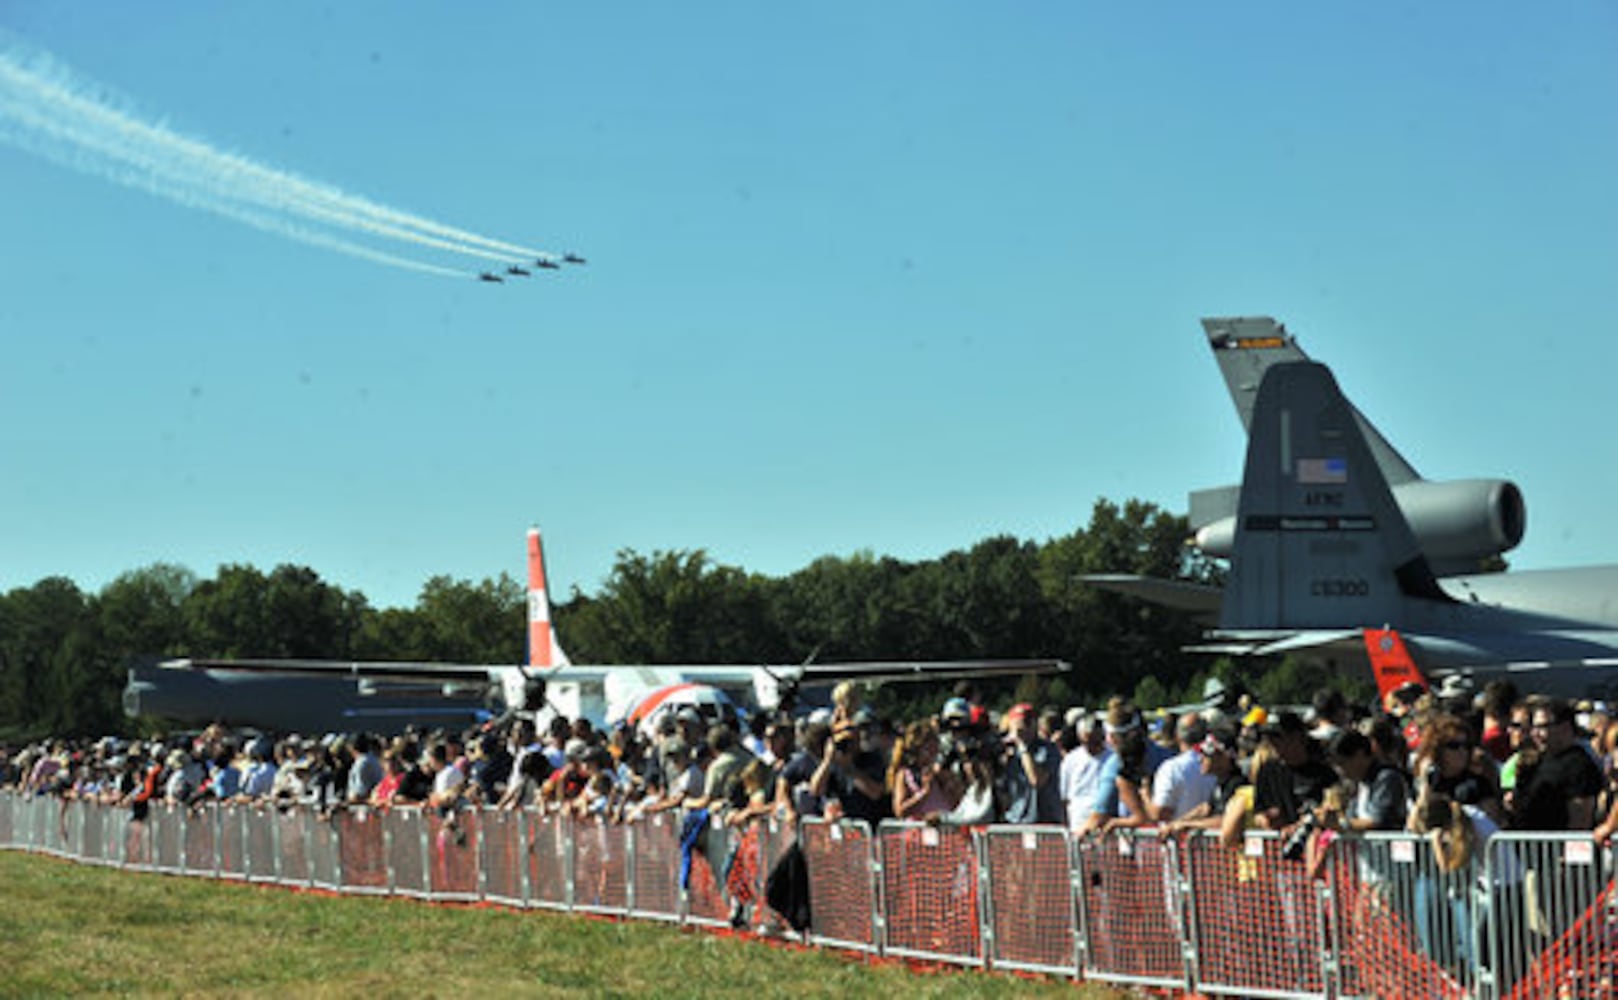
1364, 627, 1427, 701
527, 528, 571, 669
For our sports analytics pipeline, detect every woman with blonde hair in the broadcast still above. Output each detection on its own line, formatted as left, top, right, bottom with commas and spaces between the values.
887, 719, 956, 820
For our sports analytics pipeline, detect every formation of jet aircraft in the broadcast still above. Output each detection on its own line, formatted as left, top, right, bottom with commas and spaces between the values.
473, 255, 584, 283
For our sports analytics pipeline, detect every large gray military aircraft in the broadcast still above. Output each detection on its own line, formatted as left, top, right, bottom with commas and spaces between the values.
1208, 359, 1618, 697
1087, 318, 1618, 699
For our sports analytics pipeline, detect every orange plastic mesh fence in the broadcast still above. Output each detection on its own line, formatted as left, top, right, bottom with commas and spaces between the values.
571, 815, 630, 913
335, 808, 389, 892
983, 826, 1077, 974
479, 809, 526, 906
727, 824, 763, 908
426, 810, 481, 900
527, 812, 571, 909
799, 819, 878, 952
1490, 837, 1615, 1000
628, 814, 682, 921
685, 823, 732, 927
751, 819, 799, 934
76, 801, 108, 865
878, 820, 983, 966
125, 817, 151, 869
1074, 831, 1183, 987
1326, 836, 1471, 1000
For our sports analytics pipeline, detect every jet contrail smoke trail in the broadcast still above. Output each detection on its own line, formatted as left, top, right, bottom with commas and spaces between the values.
0, 35, 561, 276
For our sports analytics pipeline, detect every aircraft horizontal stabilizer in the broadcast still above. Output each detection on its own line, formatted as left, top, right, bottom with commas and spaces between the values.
1079, 574, 1223, 617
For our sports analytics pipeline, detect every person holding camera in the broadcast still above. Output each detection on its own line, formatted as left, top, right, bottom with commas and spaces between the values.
999, 703, 1061, 825
810, 719, 890, 826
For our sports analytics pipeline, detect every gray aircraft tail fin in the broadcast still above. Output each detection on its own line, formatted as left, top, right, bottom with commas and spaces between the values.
1202, 316, 1420, 486
1220, 361, 1452, 631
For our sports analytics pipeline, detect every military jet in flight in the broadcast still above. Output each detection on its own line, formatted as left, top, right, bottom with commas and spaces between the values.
506, 265, 531, 277
478, 271, 504, 283
563, 253, 587, 265
535, 258, 562, 271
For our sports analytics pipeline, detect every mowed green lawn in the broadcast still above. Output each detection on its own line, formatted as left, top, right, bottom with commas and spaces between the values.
0, 851, 1121, 998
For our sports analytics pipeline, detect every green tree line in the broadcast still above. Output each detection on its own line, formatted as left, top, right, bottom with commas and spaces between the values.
0, 498, 1230, 739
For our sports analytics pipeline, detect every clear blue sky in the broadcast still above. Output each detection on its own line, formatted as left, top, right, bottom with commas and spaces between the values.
2, 3, 1615, 610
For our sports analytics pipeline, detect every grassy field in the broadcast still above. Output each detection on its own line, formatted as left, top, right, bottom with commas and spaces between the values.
0, 851, 1123, 998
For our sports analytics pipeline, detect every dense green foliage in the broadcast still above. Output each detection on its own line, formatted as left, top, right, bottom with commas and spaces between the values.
0, 498, 1245, 739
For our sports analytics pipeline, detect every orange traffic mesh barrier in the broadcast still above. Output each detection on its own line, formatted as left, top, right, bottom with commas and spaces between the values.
1325, 837, 1472, 1000
750, 819, 800, 934
878, 820, 982, 965
726, 825, 763, 909
427, 810, 481, 900
686, 825, 732, 926
335, 808, 388, 893
245, 806, 279, 881
124, 818, 151, 869
800, 819, 878, 952
1075, 831, 1182, 987
1504, 879, 1618, 1000
982, 826, 1076, 974
527, 812, 569, 909
629, 815, 682, 921
571, 815, 629, 913
480, 810, 525, 906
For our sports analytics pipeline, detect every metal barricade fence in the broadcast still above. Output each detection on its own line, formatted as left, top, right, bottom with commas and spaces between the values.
244, 805, 278, 883
685, 820, 734, 928
1484, 832, 1614, 1000
12, 788, 1618, 999
335, 807, 389, 894
1178, 829, 1329, 999
571, 814, 631, 916
527, 810, 572, 910
217, 803, 247, 879
275, 808, 311, 887
0, 791, 11, 846
876, 819, 983, 967
308, 811, 342, 891
426, 810, 482, 902
152, 802, 184, 874
385, 808, 429, 898
981, 825, 1079, 977
799, 817, 880, 955
1074, 828, 1186, 990
1329, 833, 1476, 1000
626, 813, 681, 922
479, 808, 527, 907
183, 806, 219, 878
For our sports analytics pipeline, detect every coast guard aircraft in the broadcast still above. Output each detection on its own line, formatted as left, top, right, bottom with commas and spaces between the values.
158, 529, 1067, 729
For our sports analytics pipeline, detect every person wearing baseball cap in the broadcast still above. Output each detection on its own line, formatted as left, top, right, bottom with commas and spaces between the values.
1002, 702, 1061, 825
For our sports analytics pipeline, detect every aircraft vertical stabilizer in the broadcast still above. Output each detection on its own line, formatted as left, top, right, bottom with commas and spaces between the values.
1363, 628, 1429, 699
527, 528, 571, 669
1222, 362, 1451, 632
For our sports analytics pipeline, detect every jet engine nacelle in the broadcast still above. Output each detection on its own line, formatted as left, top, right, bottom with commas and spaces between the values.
1196, 478, 1525, 573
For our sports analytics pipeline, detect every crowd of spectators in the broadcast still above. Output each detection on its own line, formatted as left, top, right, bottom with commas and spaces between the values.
4, 675, 1617, 931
